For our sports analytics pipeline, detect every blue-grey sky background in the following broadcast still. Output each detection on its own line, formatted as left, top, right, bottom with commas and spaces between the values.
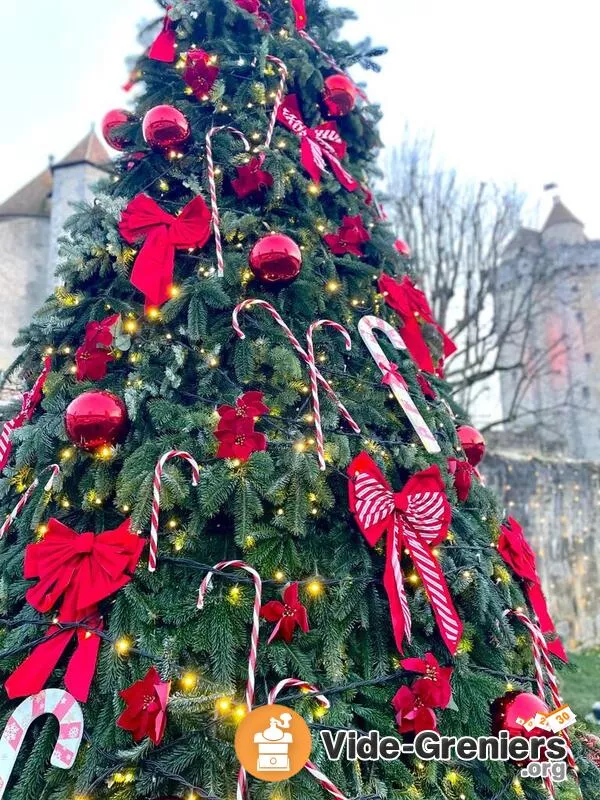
1, 0, 598, 234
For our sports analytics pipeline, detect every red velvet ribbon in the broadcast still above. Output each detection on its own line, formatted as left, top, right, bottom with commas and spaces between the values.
148, 7, 177, 63
379, 360, 407, 389
290, 0, 307, 28
348, 452, 462, 654
5, 519, 144, 702
119, 194, 212, 309
277, 95, 358, 191
378, 274, 457, 375
498, 517, 568, 662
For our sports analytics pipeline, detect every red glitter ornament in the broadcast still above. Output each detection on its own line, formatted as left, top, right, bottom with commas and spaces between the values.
457, 424, 486, 467
65, 391, 128, 450
249, 233, 302, 285
142, 105, 190, 152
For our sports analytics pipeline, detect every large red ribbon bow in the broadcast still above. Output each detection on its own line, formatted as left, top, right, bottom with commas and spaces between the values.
348, 452, 462, 654
148, 6, 177, 62
277, 95, 358, 191
378, 274, 457, 376
5, 519, 144, 702
0, 356, 51, 471
119, 193, 212, 309
498, 517, 568, 662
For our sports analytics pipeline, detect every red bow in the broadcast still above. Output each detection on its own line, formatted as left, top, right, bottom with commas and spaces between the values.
119, 194, 212, 309
498, 517, 567, 662
148, 7, 177, 62
277, 95, 358, 191
348, 452, 462, 654
378, 274, 457, 375
0, 357, 51, 471
5, 519, 144, 701
291, 0, 307, 28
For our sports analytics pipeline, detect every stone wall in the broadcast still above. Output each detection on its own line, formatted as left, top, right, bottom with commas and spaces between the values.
0, 217, 49, 370
484, 448, 600, 650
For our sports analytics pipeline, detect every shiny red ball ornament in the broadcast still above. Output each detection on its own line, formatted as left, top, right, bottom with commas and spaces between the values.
101, 109, 135, 151
249, 233, 302, 285
323, 74, 358, 117
491, 691, 551, 764
142, 104, 190, 152
65, 390, 129, 450
394, 239, 412, 258
457, 424, 486, 467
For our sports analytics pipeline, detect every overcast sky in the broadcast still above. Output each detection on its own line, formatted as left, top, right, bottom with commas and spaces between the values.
1, 0, 598, 235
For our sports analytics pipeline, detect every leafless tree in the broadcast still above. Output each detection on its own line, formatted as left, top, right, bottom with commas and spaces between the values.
385, 133, 577, 433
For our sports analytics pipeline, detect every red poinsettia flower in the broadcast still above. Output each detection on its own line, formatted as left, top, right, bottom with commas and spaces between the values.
183, 49, 220, 100
117, 667, 171, 744
83, 314, 119, 349
232, 156, 274, 198
261, 582, 310, 643
448, 458, 474, 502
417, 373, 436, 400
395, 239, 411, 258
217, 391, 270, 428
234, 0, 260, 10
324, 215, 371, 257
75, 346, 114, 381
215, 417, 267, 461
392, 685, 437, 733
401, 653, 453, 709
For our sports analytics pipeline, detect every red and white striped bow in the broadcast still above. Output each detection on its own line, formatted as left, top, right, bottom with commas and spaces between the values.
277, 95, 358, 191
0, 357, 51, 472
347, 452, 462, 655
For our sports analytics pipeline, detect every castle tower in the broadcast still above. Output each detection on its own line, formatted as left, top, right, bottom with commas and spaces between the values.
541, 195, 586, 247
0, 132, 110, 372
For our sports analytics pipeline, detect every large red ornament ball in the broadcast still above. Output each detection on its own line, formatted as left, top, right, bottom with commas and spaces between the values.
142, 105, 191, 152
102, 109, 135, 151
457, 424, 486, 467
491, 691, 551, 763
65, 391, 129, 450
249, 233, 302, 285
323, 74, 358, 117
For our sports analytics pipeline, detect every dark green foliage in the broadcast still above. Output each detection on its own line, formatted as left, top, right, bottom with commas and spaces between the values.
0, 1, 597, 799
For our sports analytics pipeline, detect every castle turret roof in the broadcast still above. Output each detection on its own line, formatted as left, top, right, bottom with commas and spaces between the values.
0, 169, 52, 218
542, 198, 583, 230
52, 130, 110, 170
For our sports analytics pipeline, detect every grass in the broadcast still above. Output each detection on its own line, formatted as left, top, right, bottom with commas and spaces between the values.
559, 648, 600, 720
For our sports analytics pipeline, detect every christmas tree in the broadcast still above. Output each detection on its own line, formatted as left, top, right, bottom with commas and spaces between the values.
0, 1, 598, 799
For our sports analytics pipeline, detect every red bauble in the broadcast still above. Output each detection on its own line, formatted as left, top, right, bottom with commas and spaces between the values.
323, 74, 358, 117
394, 239, 412, 258
491, 692, 551, 763
142, 105, 190, 152
102, 109, 135, 151
65, 390, 128, 450
249, 233, 302, 284
457, 424, 486, 467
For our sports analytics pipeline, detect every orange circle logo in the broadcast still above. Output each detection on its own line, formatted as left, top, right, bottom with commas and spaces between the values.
234, 704, 312, 781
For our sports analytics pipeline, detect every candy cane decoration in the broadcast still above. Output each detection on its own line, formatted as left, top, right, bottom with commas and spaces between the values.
265, 56, 288, 149
233, 300, 361, 469
0, 463, 60, 539
358, 315, 440, 453
298, 30, 368, 103
0, 689, 83, 798
267, 678, 348, 800
205, 126, 250, 277
197, 560, 262, 800
149, 450, 201, 572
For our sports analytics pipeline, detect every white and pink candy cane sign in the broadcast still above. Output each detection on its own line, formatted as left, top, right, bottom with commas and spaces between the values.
0, 689, 83, 797
358, 315, 440, 454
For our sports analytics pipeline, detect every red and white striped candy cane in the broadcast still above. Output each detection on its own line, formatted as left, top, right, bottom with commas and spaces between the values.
267, 678, 348, 800
205, 126, 250, 277
511, 609, 578, 796
197, 560, 262, 800
307, 320, 353, 470
233, 300, 360, 468
0, 463, 60, 539
264, 56, 288, 149
298, 30, 368, 103
358, 315, 441, 454
149, 450, 200, 572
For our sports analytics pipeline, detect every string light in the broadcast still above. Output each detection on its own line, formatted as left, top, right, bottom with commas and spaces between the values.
115, 637, 131, 655
146, 306, 161, 321
167, 519, 178, 530
233, 705, 247, 722
228, 585, 242, 604
326, 280, 340, 293
216, 697, 233, 714
307, 182, 320, 196
96, 445, 114, 460
181, 672, 197, 692
60, 447, 74, 460
307, 579, 323, 596
274, 570, 285, 582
